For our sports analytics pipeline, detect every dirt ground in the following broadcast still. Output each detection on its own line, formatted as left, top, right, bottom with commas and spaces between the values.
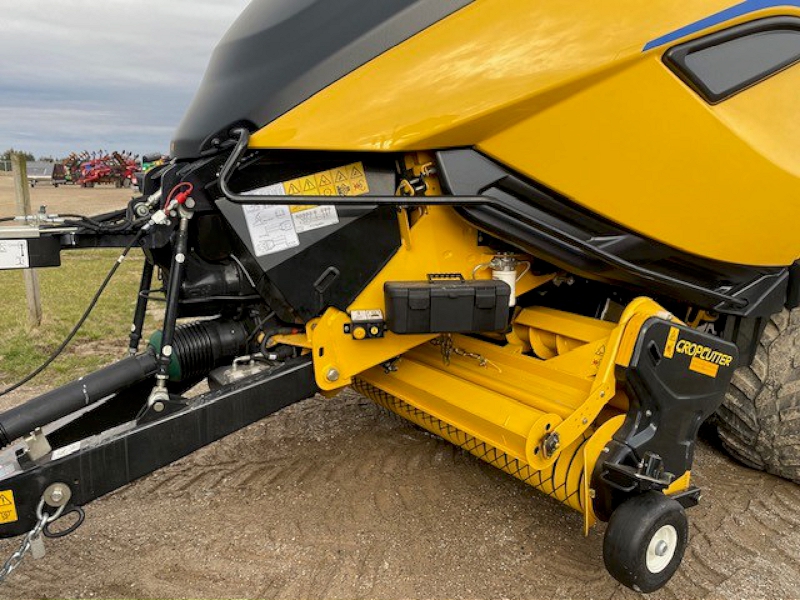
0, 174, 132, 216
0, 178, 799, 599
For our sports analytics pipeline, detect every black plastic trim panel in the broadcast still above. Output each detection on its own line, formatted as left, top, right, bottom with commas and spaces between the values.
436, 149, 790, 319
592, 319, 738, 520
665, 16, 800, 104
171, 0, 473, 158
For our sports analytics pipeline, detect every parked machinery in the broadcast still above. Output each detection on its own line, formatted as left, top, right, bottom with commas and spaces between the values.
1, 1, 799, 592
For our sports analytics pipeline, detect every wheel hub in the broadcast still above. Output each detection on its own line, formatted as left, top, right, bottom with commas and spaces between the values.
646, 525, 678, 574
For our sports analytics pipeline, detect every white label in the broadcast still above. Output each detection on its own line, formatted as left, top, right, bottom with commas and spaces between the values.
292, 206, 339, 234
351, 309, 384, 322
242, 183, 300, 257
0, 240, 30, 270
51, 441, 81, 461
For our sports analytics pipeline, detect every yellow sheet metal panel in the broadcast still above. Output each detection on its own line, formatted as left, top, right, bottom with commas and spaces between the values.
251, 0, 734, 152
479, 51, 800, 267
251, 1, 800, 266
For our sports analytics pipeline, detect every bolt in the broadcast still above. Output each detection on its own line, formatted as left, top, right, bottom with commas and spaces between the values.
154, 402, 165, 413
49, 487, 64, 504
185, 198, 196, 209
645, 410, 653, 418
655, 540, 669, 557
542, 433, 561, 457
326, 368, 340, 383
44, 483, 72, 508
582, 418, 588, 425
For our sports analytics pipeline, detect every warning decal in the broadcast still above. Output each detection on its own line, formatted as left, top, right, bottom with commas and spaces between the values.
242, 162, 370, 253
664, 327, 679, 359
0, 490, 18, 525
282, 162, 370, 201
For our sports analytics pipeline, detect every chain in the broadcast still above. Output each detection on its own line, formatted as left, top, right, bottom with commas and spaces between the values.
432, 334, 455, 365
0, 499, 65, 583
430, 335, 502, 372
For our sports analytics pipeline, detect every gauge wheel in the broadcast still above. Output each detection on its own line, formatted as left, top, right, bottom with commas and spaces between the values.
603, 491, 688, 593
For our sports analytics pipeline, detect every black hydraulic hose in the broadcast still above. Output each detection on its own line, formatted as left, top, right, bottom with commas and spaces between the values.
0, 229, 147, 399
0, 351, 160, 448
216, 128, 748, 310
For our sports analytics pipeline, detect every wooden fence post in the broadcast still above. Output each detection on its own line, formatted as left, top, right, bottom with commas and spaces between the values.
11, 154, 43, 328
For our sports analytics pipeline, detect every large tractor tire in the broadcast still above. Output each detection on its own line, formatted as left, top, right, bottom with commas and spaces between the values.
716, 308, 800, 483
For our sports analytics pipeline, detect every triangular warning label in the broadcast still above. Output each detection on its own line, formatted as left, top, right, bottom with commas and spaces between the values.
350, 166, 364, 179
0, 494, 11, 506
318, 174, 332, 186
287, 183, 301, 195
334, 169, 348, 183
303, 178, 316, 192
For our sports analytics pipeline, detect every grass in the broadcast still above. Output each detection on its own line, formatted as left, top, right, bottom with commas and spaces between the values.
0, 249, 155, 388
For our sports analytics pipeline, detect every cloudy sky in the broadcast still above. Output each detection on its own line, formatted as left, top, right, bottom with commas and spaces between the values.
0, 0, 249, 158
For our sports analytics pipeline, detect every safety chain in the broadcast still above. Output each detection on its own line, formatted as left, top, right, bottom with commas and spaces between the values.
0, 499, 65, 583
431, 335, 502, 373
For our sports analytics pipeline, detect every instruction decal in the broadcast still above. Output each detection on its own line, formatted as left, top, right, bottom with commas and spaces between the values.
0, 240, 30, 270
243, 183, 301, 257
0, 490, 18, 525
242, 162, 370, 255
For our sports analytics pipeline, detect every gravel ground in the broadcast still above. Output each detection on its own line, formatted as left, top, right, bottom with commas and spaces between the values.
0, 177, 798, 599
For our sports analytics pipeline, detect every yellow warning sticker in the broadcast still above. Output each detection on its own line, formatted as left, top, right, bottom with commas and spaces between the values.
664, 326, 679, 359
0, 490, 18, 525
690, 356, 720, 378
282, 162, 369, 202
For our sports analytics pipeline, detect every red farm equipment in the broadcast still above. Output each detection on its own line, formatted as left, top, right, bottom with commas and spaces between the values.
73, 150, 139, 188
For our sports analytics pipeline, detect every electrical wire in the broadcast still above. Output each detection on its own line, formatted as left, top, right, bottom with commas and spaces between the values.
0, 229, 147, 398
164, 182, 194, 208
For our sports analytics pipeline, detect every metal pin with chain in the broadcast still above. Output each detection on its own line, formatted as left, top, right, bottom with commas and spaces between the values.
0, 492, 68, 583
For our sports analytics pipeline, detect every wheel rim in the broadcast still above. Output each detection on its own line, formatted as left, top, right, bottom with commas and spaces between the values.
646, 525, 678, 574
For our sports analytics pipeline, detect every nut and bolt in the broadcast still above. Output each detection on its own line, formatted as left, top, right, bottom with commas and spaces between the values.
44, 483, 72, 508
542, 433, 561, 458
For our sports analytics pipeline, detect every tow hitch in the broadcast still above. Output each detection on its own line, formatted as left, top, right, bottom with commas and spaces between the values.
0, 356, 317, 578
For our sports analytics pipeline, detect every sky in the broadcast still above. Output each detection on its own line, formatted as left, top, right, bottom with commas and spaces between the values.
0, 0, 250, 158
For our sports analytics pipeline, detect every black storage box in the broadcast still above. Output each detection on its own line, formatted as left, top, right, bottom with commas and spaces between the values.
385, 278, 511, 334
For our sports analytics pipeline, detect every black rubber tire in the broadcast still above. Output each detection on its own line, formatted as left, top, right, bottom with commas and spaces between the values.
603, 492, 688, 594
716, 308, 800, 483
